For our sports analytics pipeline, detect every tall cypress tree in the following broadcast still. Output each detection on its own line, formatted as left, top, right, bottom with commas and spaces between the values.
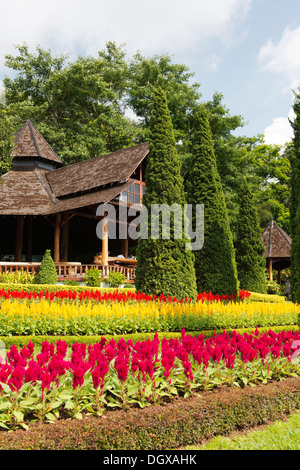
290, 92, 300, 303
235, 178, 266, 293
185, 105, 238, 296
135, 87, 197, 300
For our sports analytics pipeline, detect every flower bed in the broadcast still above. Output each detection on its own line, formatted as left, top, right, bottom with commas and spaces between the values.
0, 287, 251, 303
0, 328, 299, 430
0, 294, 298, 336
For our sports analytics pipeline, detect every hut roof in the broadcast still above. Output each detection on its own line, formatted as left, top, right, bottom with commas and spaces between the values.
0, 170, 58, 215
13, 120, 63, 166
0, 169, 134, 215
261, 218, 291, 259
45, 142, 149, 198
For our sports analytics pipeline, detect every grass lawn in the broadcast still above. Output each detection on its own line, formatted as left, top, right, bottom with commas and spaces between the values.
185, 410, 300, 450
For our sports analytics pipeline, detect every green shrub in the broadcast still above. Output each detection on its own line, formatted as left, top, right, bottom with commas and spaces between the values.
266, 281, 283, 296
103, 271, 126, 288
83, 268, 102, 287
0, 269, 36, 285
0, 282, 135, 295
249, 292, 286, 302
36, 250, 57, 285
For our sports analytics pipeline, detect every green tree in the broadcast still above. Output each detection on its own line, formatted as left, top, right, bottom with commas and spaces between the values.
250, 141, 291, 234
185, 105, 238, 296
290, 91, 300, 303
37, 249, 58, 285
3, 42, 135, 164
127, 51, 201, 152
135, 87, 197, 300
235, 179, 266, 293
0, 107, 14, 176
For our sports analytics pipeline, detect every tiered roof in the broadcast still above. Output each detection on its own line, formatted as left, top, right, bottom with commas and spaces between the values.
13, 120, 63, 165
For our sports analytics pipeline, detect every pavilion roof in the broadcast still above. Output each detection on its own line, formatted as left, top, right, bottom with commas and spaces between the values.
261, 218, 291, 259
45, 142, 149, 198
13, 120, 63, 166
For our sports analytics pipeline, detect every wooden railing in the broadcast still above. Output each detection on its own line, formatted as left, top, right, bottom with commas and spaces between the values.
0, 262, 136, 283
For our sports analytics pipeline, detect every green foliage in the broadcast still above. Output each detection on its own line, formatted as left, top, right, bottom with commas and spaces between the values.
185, 105, 238, 296
0, 107, 14, 176
290, 90, 300, 303
0, 269, 36, 285
36, 250, 58, 285
127, 51, 201, 149
135, 87, 197, 301
3, 42, 136, 164
248, 291, 286, 302
251, 141, 291, 234
103, 271, 126, 288
83, 268, 102, 287
235, 179, 266, 293
0, 282, 134, 295
266, 281, 283, 296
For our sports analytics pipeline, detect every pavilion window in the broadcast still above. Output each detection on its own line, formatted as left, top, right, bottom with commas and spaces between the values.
120, 180, 145, 205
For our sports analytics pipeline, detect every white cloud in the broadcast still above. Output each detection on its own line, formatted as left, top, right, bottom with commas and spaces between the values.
258, 25, 300, 92
206, 54, 221, 71
0, 0, 252, 68
263, 109, 295, 146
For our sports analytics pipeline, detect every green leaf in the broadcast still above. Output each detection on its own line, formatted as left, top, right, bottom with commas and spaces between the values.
20, 398, 36, 407
13, 410, 24, 423
0, 382, 12, 395
0, 421, 9, 429
45, 412, 57, 422
64, 400, 74, 410
0, 401, 12, 411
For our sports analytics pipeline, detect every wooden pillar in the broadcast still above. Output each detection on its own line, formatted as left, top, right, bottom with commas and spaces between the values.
61, 220, 69, 261
268, 258, 273, 282
121, 238, 128, 258
54, 213, 61, 263
278, 269, 281, 286
14, 215, 24, 262
101, 212, 108, 265
26, 216, 33, 262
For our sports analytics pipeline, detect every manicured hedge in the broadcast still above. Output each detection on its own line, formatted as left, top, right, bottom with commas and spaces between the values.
0, 283, 135, 294
1, 376, 300, 450
248, 291, 286, 303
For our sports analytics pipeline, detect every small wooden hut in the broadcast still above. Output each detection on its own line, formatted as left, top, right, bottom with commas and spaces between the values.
261, 218, 292, 284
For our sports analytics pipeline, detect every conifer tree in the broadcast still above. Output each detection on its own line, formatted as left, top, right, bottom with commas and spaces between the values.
290, 92, 300, 303
235, 178, 266, 293
185, 105, 238, 296
37, 249, 58, 285
135, 87, 197, 300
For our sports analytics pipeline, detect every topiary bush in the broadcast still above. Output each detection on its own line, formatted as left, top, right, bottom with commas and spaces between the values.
36, 250, 58, 285
103, 271, 126, 288
83, 268, 102, 287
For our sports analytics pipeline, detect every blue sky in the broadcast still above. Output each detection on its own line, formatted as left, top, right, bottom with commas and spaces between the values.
1, 0, 300, 145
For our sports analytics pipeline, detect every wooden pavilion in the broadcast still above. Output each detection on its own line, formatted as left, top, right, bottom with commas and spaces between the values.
0, 120, 149, 282
261, 218, 292, 284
